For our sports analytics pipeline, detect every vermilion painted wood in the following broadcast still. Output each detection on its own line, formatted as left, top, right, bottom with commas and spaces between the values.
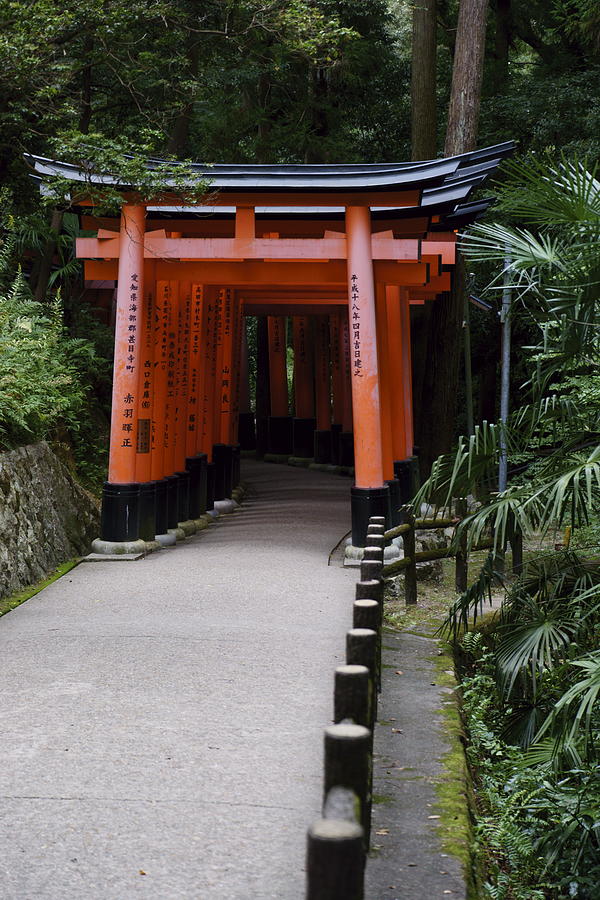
314, 315, 332, 431
135, 259, 156, 484
293, 316, 315, 419
385, 284, 409, 462
330, 313, 345, 427
375, 283, 395, 481
341, 315, 353, 433
219, 287, 235, 444
82, 214, 433, 240
239, 319, 251, 415
400, 288, 415, 455
200, 287, 218, 461
162, 281, 179, 478
229, 296, 243, 444
268, 316, 289, 418
83, 259, 429, 287
150, 280, 170, 481
108, 204, 146, 484
345, 206, 384, 490
77, 235, 422, 262
175, 281, 192, 471
186, 284, 204, 457
212, 289, 225, 443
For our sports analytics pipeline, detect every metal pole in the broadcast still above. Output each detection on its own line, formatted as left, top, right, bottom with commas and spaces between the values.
463, 277, 474, 437
498, 252, 512, 493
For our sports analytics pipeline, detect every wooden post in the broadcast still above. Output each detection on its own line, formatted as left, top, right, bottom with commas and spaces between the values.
324, 723, 372, 843
306, 818, 364, 900
354, 599, 381, 692
334, 664, 371, 729
360, 558, 382, 583
455, 497, 468, 592
400, 508, 418, 605
355, 579, 383, 605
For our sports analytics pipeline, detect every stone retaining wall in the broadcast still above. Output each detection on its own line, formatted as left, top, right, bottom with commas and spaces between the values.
0, 442, 99, 598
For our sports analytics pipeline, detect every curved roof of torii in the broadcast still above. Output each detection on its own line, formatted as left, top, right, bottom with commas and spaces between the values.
25, 141, 513, 193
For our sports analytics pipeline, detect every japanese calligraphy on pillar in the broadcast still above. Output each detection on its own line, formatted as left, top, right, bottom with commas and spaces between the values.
342, 313, 352, 383
136, 278, 154, 455
165, 283, 177, 461
187, 284, 203, 441
221, 287, 232, 414
350, 273, 363, 377
119, 273, 139, 450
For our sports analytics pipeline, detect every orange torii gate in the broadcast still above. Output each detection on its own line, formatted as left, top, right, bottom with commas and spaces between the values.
27, 144, 513, 551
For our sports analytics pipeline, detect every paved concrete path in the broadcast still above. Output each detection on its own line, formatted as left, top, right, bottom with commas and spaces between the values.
0, 460, 466, 900
0, 460, 358, 900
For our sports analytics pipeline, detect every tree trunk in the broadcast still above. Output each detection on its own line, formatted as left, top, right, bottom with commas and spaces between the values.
166, 40, 199, 157
494, 0, 512, 88
444, 0, 489, 156
416, 0, 489, 473
411, 0, 437, 160
33, 208, 63, 304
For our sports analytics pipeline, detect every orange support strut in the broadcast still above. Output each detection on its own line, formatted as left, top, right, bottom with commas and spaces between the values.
345, 206, 384, 489
108, 203, 146, 484
268, 316, 289, 417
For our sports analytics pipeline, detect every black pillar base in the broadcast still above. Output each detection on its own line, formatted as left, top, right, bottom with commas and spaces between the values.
268, 416, 294, 455
100, 482, 141, 542
293, 417, 316, 459
394, 457, 420, 504
331, 423, 342, 464
165, 474, 180, 529
314, 429, 333, 464
186, 454, 207, 519
154, 478, 169, 535
232, 444, 241, 488
175, 471, 191, 523
138, 481, 157, 541
351, 485, 391, 548
206, 461, 215, 511
238, 412, 256, 451
340, 431, 355, 467
213, 443, 234, 500
385, 477, 402, 527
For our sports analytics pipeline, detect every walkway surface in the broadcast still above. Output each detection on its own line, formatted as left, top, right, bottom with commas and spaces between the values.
0, 459, 465, 899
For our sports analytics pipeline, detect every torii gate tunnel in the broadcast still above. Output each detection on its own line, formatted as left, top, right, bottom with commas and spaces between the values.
28, 144, 513, 549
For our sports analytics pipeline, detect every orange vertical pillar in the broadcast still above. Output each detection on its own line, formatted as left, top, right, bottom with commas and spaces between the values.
211, 288, 231, 503
267, 315, 292, 455
151, 280, 170, 538
330, 313, 344, 464
400, 288, 414, 458
100, 202, 146, 545
185, 283, 208, 519
314, 314, 333, 463
292, 315, 316, 458
339, 314, 354, 467
237, 316, 256, 451
163, 281, 181, 531
345, 205, 390, 545
173, 279, 192, 525
385, 285, 409, 463
201, 287, 218, 510
376, 282, 403, 524
134, 259, 157, 542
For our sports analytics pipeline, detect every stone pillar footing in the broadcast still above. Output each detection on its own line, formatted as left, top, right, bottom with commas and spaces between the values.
155, 532, 177, 547
91, 537, 148, 556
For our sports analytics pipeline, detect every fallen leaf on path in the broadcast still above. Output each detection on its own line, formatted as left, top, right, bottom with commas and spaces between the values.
375, 828, 389, 835
394, 670, 403, 675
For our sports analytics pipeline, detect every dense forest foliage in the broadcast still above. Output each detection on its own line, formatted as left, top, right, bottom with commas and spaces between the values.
1, 2, 600, 896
